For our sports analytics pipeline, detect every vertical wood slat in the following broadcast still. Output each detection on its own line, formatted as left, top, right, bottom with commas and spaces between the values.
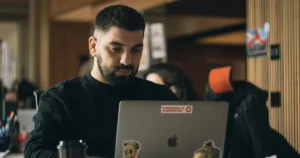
269, 0, 276, 130
284, 0, 289, 144
279, 0, 284, 136
296, 0, 300, 150
247, 0, 255, 84
293, 0, 299, 149
275, 0, 280, 132
293, 0, 296, 146
283, 0, 287, 143
247, 0, 300, 152
290, 0, 292, 142
290, 0, 292, 143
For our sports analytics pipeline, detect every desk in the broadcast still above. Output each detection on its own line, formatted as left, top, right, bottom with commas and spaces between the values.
2, 154, 105, 158
4, 153, 23, 158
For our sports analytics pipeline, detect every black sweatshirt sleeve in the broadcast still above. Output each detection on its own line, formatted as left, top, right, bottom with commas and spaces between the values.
269, 130, 300, 158
24, 91, 69, 158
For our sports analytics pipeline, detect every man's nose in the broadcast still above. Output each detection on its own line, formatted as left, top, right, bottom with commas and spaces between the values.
120, 52, 132, 65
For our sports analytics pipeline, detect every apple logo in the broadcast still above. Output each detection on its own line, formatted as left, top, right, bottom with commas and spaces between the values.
168, 134, 178, 147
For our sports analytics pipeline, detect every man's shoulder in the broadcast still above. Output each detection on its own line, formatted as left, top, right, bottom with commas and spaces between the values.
136, 77, 166, 90
135, 78, 178, 100
42, 77, 83, 98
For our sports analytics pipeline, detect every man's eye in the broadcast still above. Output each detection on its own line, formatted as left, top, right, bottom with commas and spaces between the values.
131, 49, 142, 53
111, 47, 121, 52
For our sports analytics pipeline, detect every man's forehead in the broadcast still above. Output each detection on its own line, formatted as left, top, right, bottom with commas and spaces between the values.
107, 27, 143, 37
102, 27, 144, 45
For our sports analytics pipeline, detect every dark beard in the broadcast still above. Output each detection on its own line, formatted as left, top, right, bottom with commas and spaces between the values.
97, 54, 138, 87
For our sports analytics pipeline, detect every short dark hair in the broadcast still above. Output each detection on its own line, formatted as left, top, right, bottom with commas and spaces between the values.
144, 63, 199, 101
94, 5, 145, 32
17, 79, 37, 101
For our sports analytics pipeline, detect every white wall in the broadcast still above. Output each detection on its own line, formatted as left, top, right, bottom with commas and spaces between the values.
0, 22, 19, 89
0, 22, 19, 59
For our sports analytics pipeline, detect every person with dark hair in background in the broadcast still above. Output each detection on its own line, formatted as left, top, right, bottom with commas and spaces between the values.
144, 63, 199, 101
25, 5, 177, 158
16, 79, 37, 109
1, 79, 16, 101
0, 80, 4, 101
206, 66, 300, 158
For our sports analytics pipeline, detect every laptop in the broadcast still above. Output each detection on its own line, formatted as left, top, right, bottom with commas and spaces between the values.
114, 101, 229, 158
17, 109, 36, 133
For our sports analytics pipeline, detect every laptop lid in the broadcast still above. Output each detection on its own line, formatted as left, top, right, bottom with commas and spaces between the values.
115, 101, 229, 158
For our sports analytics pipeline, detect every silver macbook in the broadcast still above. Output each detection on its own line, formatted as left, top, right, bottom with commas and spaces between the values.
114, 101, 229, 158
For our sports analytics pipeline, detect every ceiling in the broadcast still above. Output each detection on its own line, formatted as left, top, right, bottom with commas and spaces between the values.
49, 0, 246, 45
197, 30, 246, 45
0, 22, 18, 32
52, 0, 178, 22
165, 15, 245, 38
0, 0, 28, 20
0, 0, 246, 45
0, 0, 28, 6
165, 0, 246, 45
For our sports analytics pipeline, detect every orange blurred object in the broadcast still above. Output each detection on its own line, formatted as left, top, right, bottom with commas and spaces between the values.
208, 66, 234, 93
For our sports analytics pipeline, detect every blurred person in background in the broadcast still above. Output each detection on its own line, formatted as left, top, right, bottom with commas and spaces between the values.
144, 63, 199, 101
79, 56, 94, 77
206, 66, 300, 158
0, 80, 5, 101
4, 90, 17, 101
1, 79, 16, 101
15, 79, 37, 109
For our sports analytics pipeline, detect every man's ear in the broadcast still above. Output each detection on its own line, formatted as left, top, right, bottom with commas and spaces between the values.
88, 36, 97, 57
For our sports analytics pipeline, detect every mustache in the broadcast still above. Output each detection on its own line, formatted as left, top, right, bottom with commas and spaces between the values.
116, 64, 135, 71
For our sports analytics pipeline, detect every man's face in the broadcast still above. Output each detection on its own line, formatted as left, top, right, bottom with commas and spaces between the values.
89, 27, 144, 87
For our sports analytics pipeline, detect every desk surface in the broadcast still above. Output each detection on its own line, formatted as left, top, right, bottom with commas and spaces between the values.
4, 153, 23, 158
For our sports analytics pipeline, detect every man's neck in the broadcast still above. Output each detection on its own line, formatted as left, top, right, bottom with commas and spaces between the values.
90, 67, 108, 84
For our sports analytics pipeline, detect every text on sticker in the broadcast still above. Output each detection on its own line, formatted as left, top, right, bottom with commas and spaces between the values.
161, 105, 193, 114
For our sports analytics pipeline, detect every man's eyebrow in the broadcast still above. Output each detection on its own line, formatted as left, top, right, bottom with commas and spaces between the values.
108, 42, 143, 48
133, 43, 143, 48
109, 41, 124, 46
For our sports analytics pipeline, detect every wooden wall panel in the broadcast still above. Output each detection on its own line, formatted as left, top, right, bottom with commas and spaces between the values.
49, 21, 91, 87
247, 0, 300, 152
50, 0, 90, 17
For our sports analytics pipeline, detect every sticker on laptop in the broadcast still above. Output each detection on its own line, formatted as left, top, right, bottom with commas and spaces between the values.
122, 140, 141, 158
161, 105, 193, 114
193, 140, 221, 158
266, 156, 277, 158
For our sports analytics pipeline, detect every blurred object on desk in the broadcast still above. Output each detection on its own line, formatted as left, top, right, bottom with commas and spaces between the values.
57, 140, 87, 158
3, 153, 23, 158
0, 149, 9, 157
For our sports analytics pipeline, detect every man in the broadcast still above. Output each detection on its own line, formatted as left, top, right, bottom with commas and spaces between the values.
25, 5, 177, 158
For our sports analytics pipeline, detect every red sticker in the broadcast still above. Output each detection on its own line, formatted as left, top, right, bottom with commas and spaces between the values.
161, 105, 193, 114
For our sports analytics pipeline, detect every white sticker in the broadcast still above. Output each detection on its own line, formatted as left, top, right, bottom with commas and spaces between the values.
194, 140, 221, 158
161, 105, 193, 114
122, 140, 141, 158
266, 155, 277, 158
